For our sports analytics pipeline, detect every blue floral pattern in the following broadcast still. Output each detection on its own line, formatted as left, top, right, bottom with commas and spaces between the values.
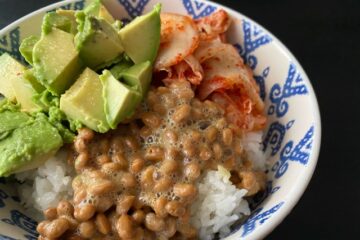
263, 120, 295, 156
2, 210, 38, 240
268, 63, 309, 117
182, 0, 217, 19
0, 27, 22, 63
272, 126, 314, 178
118, 0, 150, 20
241, 202, 285, 237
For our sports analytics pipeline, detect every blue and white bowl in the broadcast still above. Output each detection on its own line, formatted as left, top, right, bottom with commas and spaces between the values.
0, 0, 321, 239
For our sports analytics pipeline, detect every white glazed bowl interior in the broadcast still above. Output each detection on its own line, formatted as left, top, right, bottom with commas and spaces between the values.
0, 0, 321, 239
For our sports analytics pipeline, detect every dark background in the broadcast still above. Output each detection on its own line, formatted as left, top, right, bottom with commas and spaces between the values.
1, 0, 359, 239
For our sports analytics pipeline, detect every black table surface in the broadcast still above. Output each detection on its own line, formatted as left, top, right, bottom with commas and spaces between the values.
1, 0, 359, 239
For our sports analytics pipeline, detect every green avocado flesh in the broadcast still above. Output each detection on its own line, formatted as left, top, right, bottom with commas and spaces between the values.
60, 68, 110, 133
118, 4, 161, 64
110, 58, 133, 80
84, 0, 115, 24
76, 14, 124, 70
121, 61, 152, 95
0, 101, 63, 177
33, 28, 83, 96
0, 53, 21, 101
19, 36, 40, 65
101, 70, 142, 129
42, 12, 78, 35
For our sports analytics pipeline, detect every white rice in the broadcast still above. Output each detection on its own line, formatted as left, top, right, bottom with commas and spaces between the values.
15, 150, 74, 220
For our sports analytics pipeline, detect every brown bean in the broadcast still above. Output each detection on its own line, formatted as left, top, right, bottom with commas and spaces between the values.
133, 198, 145, 210
173, 183, 197, 199
215, 118, 227, 129
73, 189, 87, 205
132, 209, 146, 224
199, 146, 212, 161
75, 152, 89, 171
88, 180, 114, 195
141, 166, 155, 190
121, 172, 137, 188
154, 177, 173, 192
96, 154, 111, 165
116, 214, 134, 239
165, 201, 186, 217
96, 196, 113, 213
183, 139, 196, 157
74, 204, 96, 222
79, 221, 96, 238
57, 200, 74, 216
44, 208, 57, 220
116, 195, 136, 215
99, 139, 110, 153
36, 220, 50, 235
78, 128, 94, 141
147, 91, 159, 106
205, 126, 218, 143
222, 128, 233, 146
124, 136, 139, 150
133, 227, 145, 240
212, 143, 223, 160
45, 218, 70, 238
144, 146, 164, 162
140, 126, 152, 138
160, 217, 177, 238
96, 213, 111, 235
224, 157, 236, 169
130, 157, 145, 173
238, 171, 266, 196
87, 170, 106, 179
153, 103, 166, 115
102, 162, 122, 173
112, 152, 128, 169
164, 130, 178, 144
110, 136, 124, 153
141, 112, 162, 128
191, 107, 203, 120
160, 159, 178, 174
74, 138, 86, 153
172, 104, 191, 123
145, 213, 165, 232
178, 223, 197, 238
184, 163, 201, 181
59, 215, 78, 231
153, 197, 168, 218
189, 129, 201, 142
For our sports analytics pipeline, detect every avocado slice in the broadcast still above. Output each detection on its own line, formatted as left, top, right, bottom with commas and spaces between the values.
121, 61, 152, 95
24, 69, 45, 93
118, 4, 161, 64
84, 0, 115, 24
109, 57, 133, 80
33, 28, 83, 96
56, 9, 78, 32
75, 13, 124, 70
19, 36, 40, 65
0, 53, 21, 101
100, 70, 142, 129
42, 12, 78, 35
0, 102, 63, 177
60, 68, 110, 133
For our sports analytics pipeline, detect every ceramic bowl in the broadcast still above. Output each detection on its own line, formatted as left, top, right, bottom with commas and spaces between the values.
0, 0, 321, 239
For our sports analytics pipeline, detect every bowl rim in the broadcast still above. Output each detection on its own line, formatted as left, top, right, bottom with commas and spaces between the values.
0, 0, 321, 239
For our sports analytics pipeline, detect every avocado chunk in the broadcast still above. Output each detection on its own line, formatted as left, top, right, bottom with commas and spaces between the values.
121, 61, 152, 95
24, 69, 45, 93
42, 12, 78, 35
109, 57, 133, 80
60, 68, 110, 133
75, 14, 123, 70
0, 54, 41, 112
100, 70, 141, 129
0, 101, 63, 176
84, 0, 115, 24
56, 9, 78, 33
19, 36, 40, 65
0, 53, 21, 101
118, 4, 161, 64
33, 28, 83, 96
